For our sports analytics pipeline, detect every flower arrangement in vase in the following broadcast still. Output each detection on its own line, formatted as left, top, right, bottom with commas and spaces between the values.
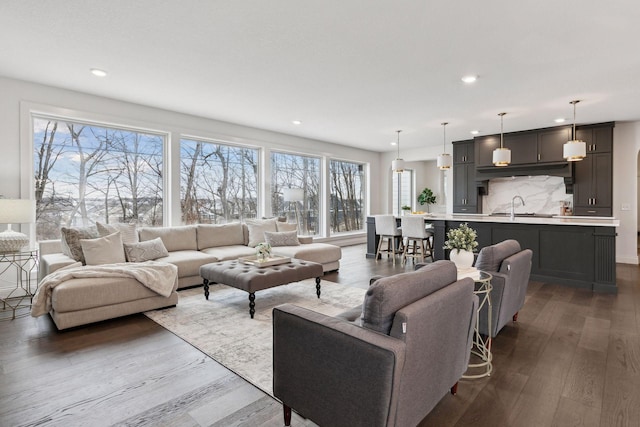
255, 242, 272, 261
443, 223, 478, 270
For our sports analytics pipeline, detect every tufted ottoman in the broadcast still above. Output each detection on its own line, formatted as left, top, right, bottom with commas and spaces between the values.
199, 259, 324, 318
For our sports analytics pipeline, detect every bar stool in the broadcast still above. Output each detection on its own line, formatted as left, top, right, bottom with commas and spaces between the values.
401, 216, 434, 264
374, 215, 403, 264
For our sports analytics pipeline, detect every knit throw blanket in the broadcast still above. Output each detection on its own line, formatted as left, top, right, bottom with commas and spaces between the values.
31, 261, 178, 317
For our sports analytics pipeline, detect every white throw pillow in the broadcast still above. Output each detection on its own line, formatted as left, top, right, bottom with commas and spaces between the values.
80, 232, 126, 265
96, 221, 139, 244
245, 218, 278, 247
264, 230, 300, 247
276, 222, 298, 232
124, 237, 169, 262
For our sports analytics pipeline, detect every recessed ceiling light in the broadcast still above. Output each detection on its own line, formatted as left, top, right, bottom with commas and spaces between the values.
470, 130, 480, 135
90, 68, 107, 77
554, 118, 566, 123
292, 120, 302, 125
461, 75, 477, 84
390, 141, 397, 146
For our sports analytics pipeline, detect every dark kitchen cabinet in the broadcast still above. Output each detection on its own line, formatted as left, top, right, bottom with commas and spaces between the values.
503, 131, 537, 165
537, 126, 572, 163
475, 135, 501, 167
573, 123, 614, 216
453, 141, 480, 213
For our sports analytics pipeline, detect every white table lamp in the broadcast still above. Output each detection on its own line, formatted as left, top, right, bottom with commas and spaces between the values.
0, 198, 35, 253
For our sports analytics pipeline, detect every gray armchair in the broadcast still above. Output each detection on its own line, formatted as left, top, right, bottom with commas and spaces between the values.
273, 260, 478, 427
474, 239, 533, 338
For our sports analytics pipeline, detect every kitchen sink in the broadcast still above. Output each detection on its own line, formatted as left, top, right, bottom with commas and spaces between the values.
489, 212, 554, 218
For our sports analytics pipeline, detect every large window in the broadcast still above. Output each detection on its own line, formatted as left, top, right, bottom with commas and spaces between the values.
180, 139, 259, 224
33, 117, 164, 240
270, 152, 320, 236
330, 159, 365, 233
392, 169, 414, 216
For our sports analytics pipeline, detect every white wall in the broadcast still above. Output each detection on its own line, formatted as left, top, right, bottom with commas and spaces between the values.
612, 121, 639, 264
0, 76, 383, 242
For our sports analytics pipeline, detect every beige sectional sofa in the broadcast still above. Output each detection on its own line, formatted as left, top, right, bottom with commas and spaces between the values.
38, 220, 342, 329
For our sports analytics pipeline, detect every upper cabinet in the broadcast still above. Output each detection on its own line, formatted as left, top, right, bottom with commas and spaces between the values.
576, 124, 613, 154
453, 139, 474, 164
475, 125, 572, 169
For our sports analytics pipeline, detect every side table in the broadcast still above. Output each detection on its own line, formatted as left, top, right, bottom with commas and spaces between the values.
0, 248, 39, 320
458, 268, 493, 379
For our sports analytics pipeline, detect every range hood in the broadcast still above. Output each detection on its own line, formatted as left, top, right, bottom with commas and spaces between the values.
475, 162, 574, 193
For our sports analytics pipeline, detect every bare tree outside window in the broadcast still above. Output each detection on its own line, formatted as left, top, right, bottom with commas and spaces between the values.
180, 139, 258, 224
330, 160, 365, 233
33, 118, 164, 240
270, 152, 320, 236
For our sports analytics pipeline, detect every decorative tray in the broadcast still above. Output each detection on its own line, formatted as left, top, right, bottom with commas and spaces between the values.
238, 255, 291, 267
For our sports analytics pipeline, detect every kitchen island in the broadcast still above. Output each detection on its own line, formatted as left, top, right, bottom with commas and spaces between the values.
366, 214, 619, 293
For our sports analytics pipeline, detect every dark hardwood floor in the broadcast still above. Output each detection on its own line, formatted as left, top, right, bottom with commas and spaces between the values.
1, 244, 639, 426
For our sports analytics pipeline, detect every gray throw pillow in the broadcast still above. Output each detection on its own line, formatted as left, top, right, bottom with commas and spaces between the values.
264, 230, 300, 247
60, 226, 99, 264
124, 237, 169, 262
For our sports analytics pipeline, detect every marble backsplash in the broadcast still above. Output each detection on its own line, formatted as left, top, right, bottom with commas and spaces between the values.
482, 176, 572, 215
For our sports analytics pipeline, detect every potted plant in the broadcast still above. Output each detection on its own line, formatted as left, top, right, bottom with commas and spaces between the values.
417, 188, 436, 213
443, 222, 478, 270
401, 205, 412, 216
255, 242, 272, 261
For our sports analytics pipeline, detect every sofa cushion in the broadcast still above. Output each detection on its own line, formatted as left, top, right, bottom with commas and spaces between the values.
200, 245, 255, 261
155, 250, 218, 278
264, 230, 300, 247
361, 260, 457, 334
51, 276, 164, 312
245, 218, 278, 247
80, 232, 126, 265
271, 242, 341, 265
60, 226, 99, 264
96, 222, 139, 244
138, 225, 197, 252
124, 238, 169, 262
475, 239, 521, 272
197, 222, 244, 250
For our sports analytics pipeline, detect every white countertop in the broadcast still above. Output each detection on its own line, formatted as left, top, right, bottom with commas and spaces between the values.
405, 213, 620, 227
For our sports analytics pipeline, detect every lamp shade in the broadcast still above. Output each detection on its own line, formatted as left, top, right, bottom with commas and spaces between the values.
392, 158, 405, 173
0, 199, 35, 224
437, 153, 452, 170
492, 148, 511, 167
282, 188, 304, 202
563, 140, 586, 161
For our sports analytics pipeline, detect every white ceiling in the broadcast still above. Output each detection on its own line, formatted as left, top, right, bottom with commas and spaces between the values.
2, 1, 640, 154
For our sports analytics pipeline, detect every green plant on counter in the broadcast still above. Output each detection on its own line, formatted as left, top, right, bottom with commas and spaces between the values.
444, 223, 478, 253
401, 205, 411, 211
417, 188, 436, 207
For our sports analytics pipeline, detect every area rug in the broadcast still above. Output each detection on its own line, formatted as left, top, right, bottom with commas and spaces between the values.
144, 279, 366, 396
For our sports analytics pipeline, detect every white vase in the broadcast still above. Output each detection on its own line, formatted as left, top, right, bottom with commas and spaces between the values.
449, 249, 474, 270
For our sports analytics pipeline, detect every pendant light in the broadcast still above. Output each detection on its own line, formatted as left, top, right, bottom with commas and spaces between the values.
391, 130, 405, 173
436, 122, 452, 170
492, 112, 511, 167
563, 100, 586, 161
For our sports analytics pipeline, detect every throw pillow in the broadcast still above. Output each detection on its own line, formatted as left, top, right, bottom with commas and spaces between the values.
96, 222, 139, 244
80, 232, 126, 265
124, 237, 169, 262
60, 226, 99, 264
264, 230, 300, 247
245, 218, 278, 247
276, 222, 298, 232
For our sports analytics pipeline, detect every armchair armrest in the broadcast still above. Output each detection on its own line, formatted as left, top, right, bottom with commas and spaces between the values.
273, 304, 406, 427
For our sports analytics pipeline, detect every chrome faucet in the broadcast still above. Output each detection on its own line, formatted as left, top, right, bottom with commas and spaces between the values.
510, 195, 525, 220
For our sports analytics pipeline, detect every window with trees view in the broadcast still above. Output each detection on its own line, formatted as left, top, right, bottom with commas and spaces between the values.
330, 159, 365, 233
180, 139, 259, 224
270, 152, 320, 236
33, 117, 164, 240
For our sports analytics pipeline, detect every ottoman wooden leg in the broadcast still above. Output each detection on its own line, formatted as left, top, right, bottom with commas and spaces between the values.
203, 279, 210, 300
249, 292, 256, 318
315, 277, 321, 298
